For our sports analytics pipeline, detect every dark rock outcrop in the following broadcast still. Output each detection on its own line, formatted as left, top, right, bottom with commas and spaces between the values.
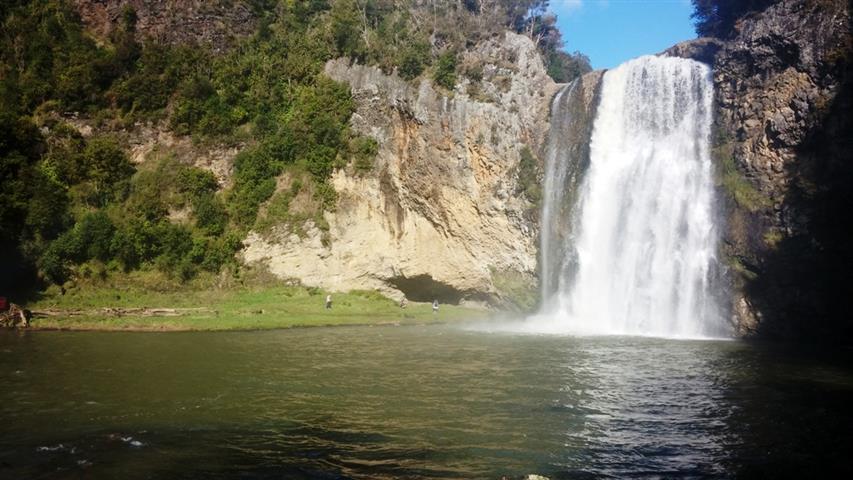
538, 71, 603, 298
73, 0, 257, 53
670, 0, 853, 341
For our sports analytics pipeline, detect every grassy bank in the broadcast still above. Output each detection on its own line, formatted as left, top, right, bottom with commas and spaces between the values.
24, 273, 488, 332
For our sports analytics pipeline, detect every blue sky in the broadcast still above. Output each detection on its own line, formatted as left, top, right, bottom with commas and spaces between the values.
549, 0, 698, 70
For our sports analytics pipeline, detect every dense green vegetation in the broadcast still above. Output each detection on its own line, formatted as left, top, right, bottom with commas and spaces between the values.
1, 0, 588, 296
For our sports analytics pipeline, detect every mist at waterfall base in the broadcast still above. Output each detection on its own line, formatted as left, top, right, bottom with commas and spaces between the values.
531, 56, 727, 339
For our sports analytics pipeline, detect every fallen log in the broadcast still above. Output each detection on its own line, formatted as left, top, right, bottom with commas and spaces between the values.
0, 304, 31, 328
31, 307, 216, 318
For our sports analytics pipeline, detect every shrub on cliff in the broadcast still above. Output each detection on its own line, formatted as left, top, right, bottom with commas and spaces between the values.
193, 195, 228, 236
37, 211, 116, 284
545, 50, 592, 83
230, 148, 279, 227
351, 137, 379, 174
330, 0, 366, 60
80, 137, 135, 207
398, 42, 431, 80
518, 146, 542, 205
433, 52, 459, 90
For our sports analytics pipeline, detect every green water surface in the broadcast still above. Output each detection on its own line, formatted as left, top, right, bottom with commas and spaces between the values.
1, 324, 852, 479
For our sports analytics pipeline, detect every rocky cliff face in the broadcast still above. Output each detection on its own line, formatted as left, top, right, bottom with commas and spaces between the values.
242, 32, 558, 308
73, 0, 256, 52
669, 0, 853, 340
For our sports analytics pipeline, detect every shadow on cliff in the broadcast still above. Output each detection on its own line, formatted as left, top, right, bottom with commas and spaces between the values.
746, 11, 853, 343
388, 274, 466, 304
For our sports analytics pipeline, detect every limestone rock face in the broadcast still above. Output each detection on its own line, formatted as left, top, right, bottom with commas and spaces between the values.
668, 0, 853, 340
242, 32, 557, 307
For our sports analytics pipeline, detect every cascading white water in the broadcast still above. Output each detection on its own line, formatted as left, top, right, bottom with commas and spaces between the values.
539, 55, 725, 338
540, 81, 579, 300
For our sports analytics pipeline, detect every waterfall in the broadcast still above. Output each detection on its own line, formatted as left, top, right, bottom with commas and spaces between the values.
538, 56, 726, 338
540, 81, 578, 300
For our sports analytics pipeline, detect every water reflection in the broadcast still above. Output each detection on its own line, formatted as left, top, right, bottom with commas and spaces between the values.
1, 327, 852, 479
557, 339, 736, 478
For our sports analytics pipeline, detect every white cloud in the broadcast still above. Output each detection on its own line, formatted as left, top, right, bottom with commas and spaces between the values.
551, 0, 615, 17
558, 0, 584, 13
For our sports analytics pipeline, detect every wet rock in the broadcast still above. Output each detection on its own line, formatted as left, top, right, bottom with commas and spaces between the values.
662, 37, 723, 65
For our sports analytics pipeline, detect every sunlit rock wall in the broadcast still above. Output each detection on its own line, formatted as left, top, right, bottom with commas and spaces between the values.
243, 32, 559, 307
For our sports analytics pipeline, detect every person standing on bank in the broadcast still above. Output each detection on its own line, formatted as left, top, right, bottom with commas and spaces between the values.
432, 299, 439, 314
325, 294, 332, 310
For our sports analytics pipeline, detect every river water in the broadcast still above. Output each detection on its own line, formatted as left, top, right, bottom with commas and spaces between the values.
2, 325, 852, 479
